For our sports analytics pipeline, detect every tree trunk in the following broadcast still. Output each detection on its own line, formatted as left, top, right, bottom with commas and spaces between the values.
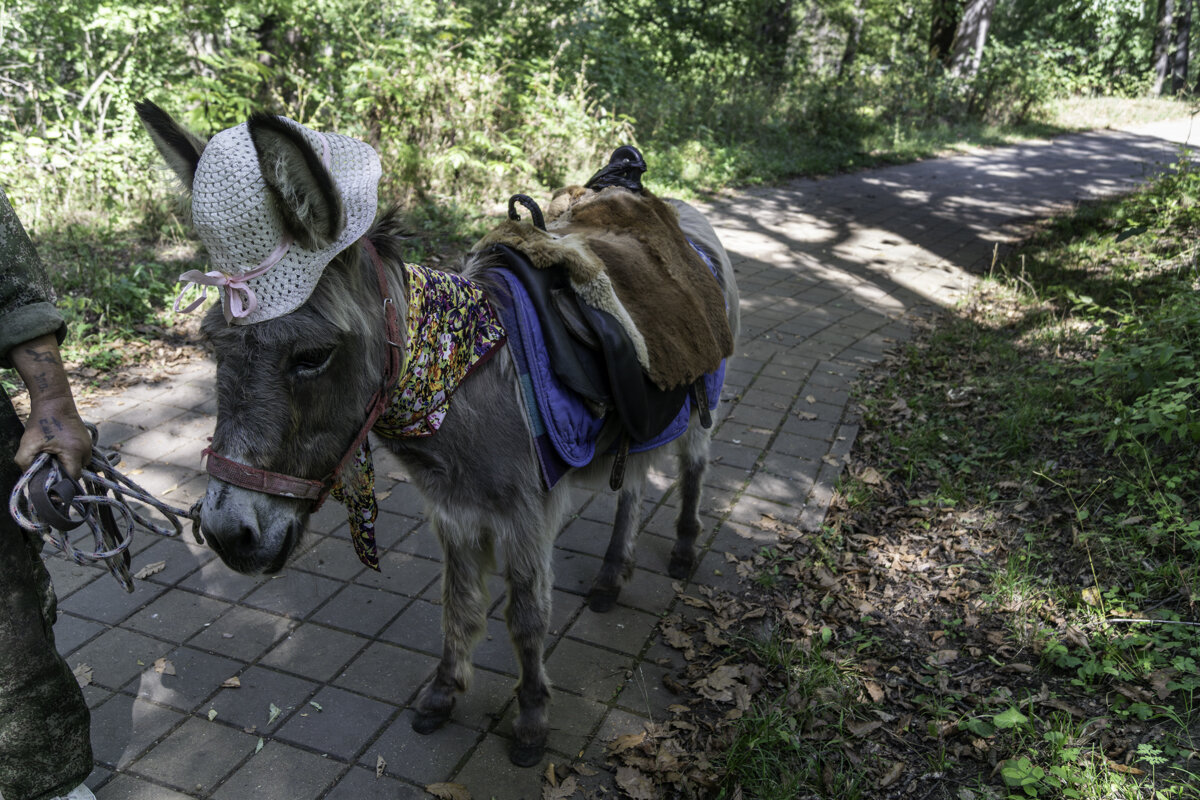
948, 0, 998, 79
839, 0, 866, 78
929, 0, 961, 64
1154, 0, 1176, 95
1173, 0, 1192, 94
755, 0, 796, 82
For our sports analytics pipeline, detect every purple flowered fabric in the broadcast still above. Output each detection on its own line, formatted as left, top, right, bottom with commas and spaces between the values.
332, 263, 506, 569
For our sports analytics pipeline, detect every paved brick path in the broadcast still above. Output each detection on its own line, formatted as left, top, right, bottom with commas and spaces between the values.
40, 119, 1192, 800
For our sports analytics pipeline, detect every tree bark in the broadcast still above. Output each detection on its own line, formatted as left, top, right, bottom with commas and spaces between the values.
1173, 0, 1192, 94
839, 0, 866, 78
948, 0, 998, 79
1154, 0, 1176, 95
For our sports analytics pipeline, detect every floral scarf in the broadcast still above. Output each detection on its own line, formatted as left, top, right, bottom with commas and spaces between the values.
331, 262, 506, 568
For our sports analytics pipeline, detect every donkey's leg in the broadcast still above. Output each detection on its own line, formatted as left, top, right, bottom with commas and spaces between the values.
670, 426, 712, 580
501, 489, 569, 767
588, 477, 644, 613
413, 515, 494, 735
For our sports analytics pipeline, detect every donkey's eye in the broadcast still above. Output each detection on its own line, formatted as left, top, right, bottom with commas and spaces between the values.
290, 348, 335, 378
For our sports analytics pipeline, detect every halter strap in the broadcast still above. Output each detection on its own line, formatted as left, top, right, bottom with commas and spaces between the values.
200, 237, 404, 511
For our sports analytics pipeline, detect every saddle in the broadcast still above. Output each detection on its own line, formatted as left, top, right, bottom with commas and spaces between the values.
477, 147, 732, 486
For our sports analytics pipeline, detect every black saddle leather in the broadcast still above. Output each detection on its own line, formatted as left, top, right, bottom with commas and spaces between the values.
487, 243, 688, 443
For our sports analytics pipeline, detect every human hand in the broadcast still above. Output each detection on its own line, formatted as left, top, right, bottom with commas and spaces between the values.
16, 394, 92, 480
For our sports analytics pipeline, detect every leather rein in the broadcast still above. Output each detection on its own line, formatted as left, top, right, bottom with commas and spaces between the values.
200, 238, 403, 511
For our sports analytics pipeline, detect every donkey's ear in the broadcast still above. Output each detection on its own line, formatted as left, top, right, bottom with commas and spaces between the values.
246, 112, 345, 250
135, 99, 206, 192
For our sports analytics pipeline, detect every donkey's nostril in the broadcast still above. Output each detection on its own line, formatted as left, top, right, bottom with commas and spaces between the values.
233, 524, 258, 554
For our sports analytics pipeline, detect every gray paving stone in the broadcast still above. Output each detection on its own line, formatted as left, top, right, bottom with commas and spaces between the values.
545, 639, 632, 702
332, 641, 437, 705
124, 590, 230, 642
467, 616, 521, 676
210, 740, 343, 800
311, 583, 407, 635
452, 666, 519, 731
353, 550, 442, 597
567, 606, 660, 657
125, 645, 242, 712
179, 558, 268, 601
133, 537, 216, 587
364, 711, 482, 785
58, 572, 168, 625
130, 716, 257, 793
90, 694, 186, 769
273, 685, 392, 760
555, 515, 616, 558
188, 605, 295, 661
260, 623, 365, 682
452, 733, 551, 799
241, 571, 341, 618
391, 519, 442, 559
207, 665, 319, 734
378, 597, 443, 654
54, 612, 105, 654
95, 774, 196, 800
45, 554, 106, 598
290, 535, 368, 581
69, 627, 174, 690
324, 765, 426, 799
615, 660, 681, 723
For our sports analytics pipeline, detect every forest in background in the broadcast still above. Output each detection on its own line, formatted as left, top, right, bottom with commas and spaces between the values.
0, 0, 1193, 348
0, 0, 1189, 231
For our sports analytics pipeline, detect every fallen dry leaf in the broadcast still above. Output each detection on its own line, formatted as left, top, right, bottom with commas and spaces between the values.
614, 766, 655, 800
425, 782, 470, 799
72, 663, 93, 687
847, 719, 883, 737
608, 731, 646, 755
133, 560, 167, 579
376, 754, 387, 778
860, 466, 884, 485
1107, 762, 1146, 776
541, 775, 578, 800
221, 676, 241, 689
878, 760, 904, 788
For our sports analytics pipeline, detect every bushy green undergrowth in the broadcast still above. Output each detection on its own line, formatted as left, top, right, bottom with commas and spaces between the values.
2, 0, 1191, 371
843, 156, 1200, 797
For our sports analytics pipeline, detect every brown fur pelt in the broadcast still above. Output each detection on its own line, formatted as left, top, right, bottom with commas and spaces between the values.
475, 186, 734, 390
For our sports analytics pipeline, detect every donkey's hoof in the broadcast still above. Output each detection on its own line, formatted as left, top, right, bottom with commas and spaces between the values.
509, 738, 546, 768
412, 704, 453, 735
668, 553, 695, 580
587, 586, 620, 613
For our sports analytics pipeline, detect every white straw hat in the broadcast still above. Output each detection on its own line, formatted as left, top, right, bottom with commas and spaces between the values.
179, 117, 381, 324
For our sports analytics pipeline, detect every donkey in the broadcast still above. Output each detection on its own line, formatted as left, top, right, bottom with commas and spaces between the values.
137, 103, 739, 766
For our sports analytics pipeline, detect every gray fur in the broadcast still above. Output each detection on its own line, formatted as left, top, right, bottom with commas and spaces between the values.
186, 186, 738, 766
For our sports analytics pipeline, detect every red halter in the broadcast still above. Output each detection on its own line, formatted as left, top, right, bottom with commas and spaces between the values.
201, 238, 403, 511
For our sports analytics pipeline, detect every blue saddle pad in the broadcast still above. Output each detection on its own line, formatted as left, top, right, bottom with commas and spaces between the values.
488, 259, 725, 490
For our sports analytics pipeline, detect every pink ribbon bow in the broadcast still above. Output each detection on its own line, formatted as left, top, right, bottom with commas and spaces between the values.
175, 234, 294, 322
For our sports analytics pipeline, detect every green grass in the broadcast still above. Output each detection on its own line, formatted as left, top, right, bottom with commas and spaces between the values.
716, 630, 874, 800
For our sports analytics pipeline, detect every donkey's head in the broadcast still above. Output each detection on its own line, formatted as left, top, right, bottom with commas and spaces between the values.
137, 101, 392, 574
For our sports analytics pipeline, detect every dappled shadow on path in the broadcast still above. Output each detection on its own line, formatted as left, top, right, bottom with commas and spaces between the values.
705, 125, 1197, 342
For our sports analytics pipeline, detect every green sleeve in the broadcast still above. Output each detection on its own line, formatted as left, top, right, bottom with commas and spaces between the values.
0, 185, 67, 368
